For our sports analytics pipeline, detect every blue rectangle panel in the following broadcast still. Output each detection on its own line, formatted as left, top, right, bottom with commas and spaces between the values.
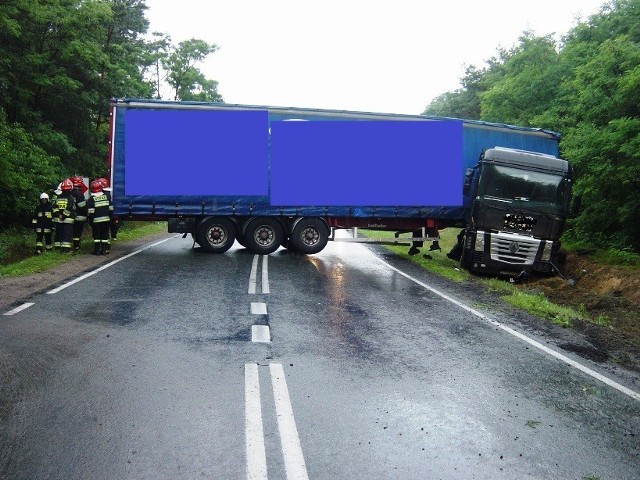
270, 121, 463, 206
124, 109, 268, 195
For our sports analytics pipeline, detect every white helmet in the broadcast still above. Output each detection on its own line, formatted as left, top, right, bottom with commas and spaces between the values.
40, 192, 49, 200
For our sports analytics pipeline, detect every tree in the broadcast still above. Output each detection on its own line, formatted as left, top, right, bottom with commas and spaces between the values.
162, 39, 223, 102
479, 33, 562, 126
0, 112, 62, 227
143, 32, 172, 99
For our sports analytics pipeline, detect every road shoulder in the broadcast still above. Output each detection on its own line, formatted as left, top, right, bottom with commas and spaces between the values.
0, 232, 175, 311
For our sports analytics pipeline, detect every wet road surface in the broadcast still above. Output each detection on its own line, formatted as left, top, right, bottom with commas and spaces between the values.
0, 235, 638, 479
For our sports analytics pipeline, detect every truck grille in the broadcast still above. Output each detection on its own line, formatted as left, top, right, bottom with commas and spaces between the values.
490, 233, 539, 265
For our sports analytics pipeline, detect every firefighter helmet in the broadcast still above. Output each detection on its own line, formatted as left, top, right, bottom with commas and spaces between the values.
40, 192, 49, 200
90, 180, 103, 193
61, 178, 73, 191
71, 176, 84, 187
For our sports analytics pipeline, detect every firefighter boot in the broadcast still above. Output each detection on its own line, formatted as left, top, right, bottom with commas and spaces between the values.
92, 243, 101, 255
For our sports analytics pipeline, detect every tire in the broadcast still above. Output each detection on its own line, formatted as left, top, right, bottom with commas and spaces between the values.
290, 217, 329, 254
244, 217, 283, 255
196, 217, 236, 253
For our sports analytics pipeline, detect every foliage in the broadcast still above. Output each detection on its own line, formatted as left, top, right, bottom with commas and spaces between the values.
0, 0, 222, 226
0, 114, 62, 227
423, 0, 640, 252
162, 39, 223, 101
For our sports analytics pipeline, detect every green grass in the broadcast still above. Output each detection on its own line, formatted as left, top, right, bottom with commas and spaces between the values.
482, 277, 587, 328
359, 228, 469, 282
0, 221, 166, 278
360, 228, 593, 327
562, 241, 640, 267
502, 290, 585, 328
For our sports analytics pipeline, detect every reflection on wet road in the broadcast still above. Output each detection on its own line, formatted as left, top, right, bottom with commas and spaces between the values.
0, 234, 638, 479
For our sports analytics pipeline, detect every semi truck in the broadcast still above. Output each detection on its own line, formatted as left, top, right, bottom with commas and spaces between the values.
107, 98, 572, 276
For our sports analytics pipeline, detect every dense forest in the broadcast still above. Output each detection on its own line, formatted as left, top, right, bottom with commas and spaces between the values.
1, 1, 638, 252
424, 0, 639, 252
0, 0, 221, 227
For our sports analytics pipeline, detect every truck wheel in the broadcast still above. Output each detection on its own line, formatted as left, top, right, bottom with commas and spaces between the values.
196, 217, 236, 253
245, 217, 283, 255
290, 217, 329, 254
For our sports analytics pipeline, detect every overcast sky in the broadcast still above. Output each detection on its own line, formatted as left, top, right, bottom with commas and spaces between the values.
143, 0, 608, 115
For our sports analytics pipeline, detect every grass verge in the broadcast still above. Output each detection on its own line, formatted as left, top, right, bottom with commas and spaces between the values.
0, 221, 167, 278
361, 228, 591, 328
359, 228, 468, 282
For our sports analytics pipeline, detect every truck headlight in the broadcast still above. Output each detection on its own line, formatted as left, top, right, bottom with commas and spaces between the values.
541, 241, 553, 261
474, 231, 485, 252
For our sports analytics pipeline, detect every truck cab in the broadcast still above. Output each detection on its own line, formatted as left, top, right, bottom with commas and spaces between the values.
460, 147, 572, 275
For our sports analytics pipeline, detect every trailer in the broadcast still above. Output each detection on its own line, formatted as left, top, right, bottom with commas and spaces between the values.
108, 99, 569, 274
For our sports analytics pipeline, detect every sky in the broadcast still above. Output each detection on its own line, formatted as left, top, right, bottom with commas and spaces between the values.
143, 0, 609, 115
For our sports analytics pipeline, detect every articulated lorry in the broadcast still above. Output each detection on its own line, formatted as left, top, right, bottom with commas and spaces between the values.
108, 99, 572, 276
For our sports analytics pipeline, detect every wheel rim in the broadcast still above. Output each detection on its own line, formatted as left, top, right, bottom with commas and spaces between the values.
301, 227, 320, 246
253, 225, 275, 247
207, 226, 228, 246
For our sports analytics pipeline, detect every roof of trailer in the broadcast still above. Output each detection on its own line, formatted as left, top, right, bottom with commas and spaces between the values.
112, 98, 561, 140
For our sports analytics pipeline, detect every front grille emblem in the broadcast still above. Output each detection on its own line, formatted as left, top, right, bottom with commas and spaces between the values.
509, 241, 520, 254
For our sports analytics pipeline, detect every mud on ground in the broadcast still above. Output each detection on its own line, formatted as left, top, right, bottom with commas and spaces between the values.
525, 251, 640, 371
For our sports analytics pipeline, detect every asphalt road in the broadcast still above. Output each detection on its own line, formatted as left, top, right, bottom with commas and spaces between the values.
0, 234, 638, 479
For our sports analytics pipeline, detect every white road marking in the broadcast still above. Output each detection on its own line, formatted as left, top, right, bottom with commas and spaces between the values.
249, 255, 259, 294
376, 257, 640, 402
269, 363, 309, 480
3, 302, 35, 316
252, 325, 271, 343
262, 255, 270, 294
47, 235, 177, 294
251, 302, 268, 315
245, 363, 268, 480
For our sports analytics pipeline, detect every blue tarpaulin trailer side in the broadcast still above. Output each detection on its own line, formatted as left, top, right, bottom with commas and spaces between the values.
109, 98, 560, 225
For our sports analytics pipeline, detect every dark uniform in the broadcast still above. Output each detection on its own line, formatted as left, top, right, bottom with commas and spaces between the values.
72, 184, 88, 251
102, 188, 119, 241
32, 194, 54, 254
53, 189, 76, 253
87, 189, 113, 255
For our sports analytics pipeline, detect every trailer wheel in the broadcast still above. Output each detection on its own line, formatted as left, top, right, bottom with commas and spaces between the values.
290, 218, 329, 254
196, 217, 236, 253
245, 217, 283, 255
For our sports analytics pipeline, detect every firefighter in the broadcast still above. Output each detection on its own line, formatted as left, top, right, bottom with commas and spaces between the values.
97, 177, 119, 241
87, 179, 113, 255
32, 192, 54, 254
52, 178, 76, 253
70, 176, 87, 251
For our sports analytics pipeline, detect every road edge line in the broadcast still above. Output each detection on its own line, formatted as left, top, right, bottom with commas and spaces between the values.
47, 235, 177, 294
376, 257, 640, 402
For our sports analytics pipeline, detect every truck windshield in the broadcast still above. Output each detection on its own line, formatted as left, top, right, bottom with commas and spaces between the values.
478, 164, 569, 212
